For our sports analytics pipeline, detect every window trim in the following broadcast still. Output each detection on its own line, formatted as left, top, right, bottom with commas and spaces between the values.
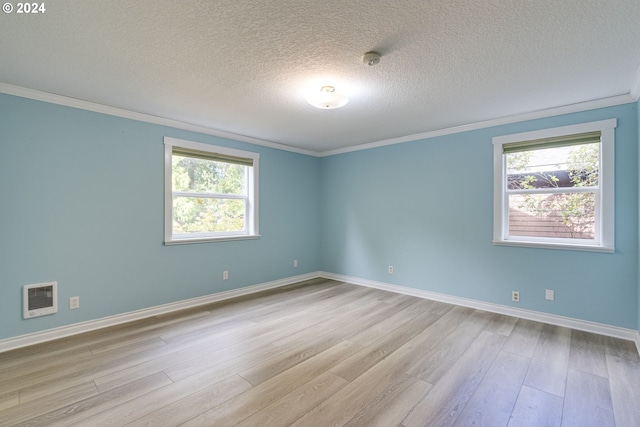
164, 137, 260, 245
493, 119, 616, 253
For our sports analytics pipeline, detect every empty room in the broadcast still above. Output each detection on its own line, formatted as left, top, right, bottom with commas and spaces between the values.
1, 1, 640, 426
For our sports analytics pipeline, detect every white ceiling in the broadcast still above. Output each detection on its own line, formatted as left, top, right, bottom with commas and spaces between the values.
1, 0, 640, 154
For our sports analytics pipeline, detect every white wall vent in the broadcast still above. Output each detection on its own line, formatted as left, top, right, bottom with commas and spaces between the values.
23, 281, 58, 319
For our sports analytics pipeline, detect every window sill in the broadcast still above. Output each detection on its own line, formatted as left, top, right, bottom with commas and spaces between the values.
165, 234, 260, 245
493, 239, 614, 253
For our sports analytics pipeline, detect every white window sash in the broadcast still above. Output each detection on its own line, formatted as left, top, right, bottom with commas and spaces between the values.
164, 137, 260, 244
493, 119, 615, 253
173, 191, 248, 199
506, 187, 597, 195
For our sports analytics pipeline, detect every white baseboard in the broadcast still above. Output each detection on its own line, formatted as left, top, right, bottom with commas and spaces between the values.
2, 270, 639, 356
319, 272, 640, 345
0, 272, 320, 354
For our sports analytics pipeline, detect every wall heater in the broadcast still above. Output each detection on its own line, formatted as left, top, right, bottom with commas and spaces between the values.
23, 281, 58, 318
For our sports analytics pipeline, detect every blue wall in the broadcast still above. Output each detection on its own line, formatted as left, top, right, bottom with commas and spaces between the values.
320, 103, 639, 329
0, 94, 321, 340
1, 92, 638, 342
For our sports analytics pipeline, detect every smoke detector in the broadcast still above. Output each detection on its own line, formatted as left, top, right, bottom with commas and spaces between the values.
363, 51, 381, 66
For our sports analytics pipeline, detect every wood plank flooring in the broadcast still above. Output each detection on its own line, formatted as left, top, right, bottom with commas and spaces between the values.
1, 278, 639, 426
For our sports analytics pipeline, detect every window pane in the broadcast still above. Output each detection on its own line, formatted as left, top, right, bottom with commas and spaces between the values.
173, 197, 245, 234
506, 143, 599, 190
172, 155, 246, 195
508, 193, 595, 239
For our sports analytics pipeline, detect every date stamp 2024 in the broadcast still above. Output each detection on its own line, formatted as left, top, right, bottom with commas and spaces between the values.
3, 3, 46, 14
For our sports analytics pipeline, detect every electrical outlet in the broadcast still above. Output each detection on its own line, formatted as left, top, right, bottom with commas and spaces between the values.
545, 289, 555, 301
388, 265, 394, 274
512, 291, 520, 302
69, 296, 79, 310
293, 259, 298, 268
223, 271, 229, 280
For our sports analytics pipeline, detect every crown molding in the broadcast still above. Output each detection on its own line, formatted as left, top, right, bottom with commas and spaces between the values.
0, 83, 318, 157
630, 63, 640, 101
1, 82, 636, 159
319, 94, 636, 157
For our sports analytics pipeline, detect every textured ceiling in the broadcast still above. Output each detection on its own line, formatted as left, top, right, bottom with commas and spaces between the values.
1, 0, 640, 153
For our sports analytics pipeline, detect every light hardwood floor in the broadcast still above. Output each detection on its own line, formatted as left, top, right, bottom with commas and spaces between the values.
1, 278, 639, 426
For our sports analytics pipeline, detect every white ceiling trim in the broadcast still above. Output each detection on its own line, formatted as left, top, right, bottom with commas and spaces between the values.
0, 83, 317, 157
630, 63, 640, 101
1, 82, 636, 158
319, 94, 636, 157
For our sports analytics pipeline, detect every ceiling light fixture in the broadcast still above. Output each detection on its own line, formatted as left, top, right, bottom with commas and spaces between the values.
307, 86, 348, 110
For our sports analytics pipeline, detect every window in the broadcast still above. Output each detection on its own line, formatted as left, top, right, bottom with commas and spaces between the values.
164, 137, 259, 244
493, 119, 615, 252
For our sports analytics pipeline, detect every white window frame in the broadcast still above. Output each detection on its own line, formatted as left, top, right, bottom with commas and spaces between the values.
493, 119, 616, 253
164, 137, 259, 245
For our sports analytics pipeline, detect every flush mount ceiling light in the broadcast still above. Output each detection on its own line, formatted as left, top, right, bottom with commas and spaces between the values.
307, 86, 348, 109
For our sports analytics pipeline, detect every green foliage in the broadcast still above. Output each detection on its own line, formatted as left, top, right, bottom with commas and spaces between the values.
172, 155, 247, 234
172, 156, 245, 194
567, 144, 598, 187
